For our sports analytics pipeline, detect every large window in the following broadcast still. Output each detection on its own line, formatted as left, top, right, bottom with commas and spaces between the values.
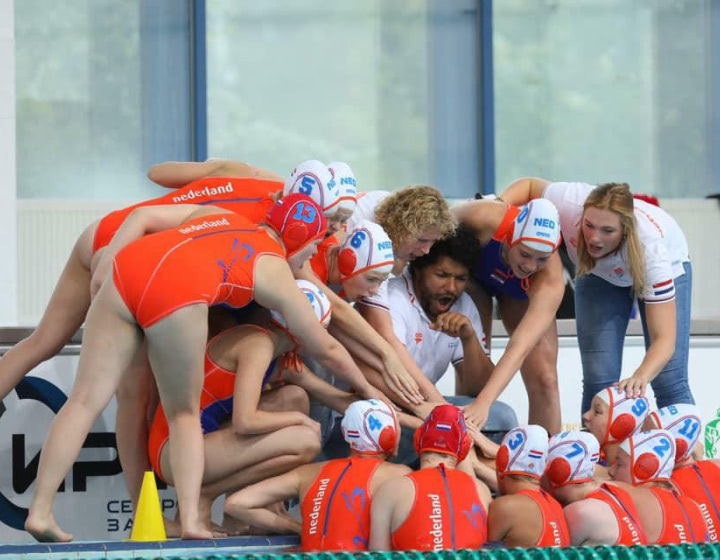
206, 0, 481, 198
15, 0, 192, 200
493, 0, 716, 198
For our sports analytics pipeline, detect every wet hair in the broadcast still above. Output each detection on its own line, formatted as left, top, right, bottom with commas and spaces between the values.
410, 225, 480, 277
576, 183, 645, 295
374, 185, 455, 248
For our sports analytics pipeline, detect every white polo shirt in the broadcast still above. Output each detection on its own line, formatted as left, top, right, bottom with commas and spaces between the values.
348, 190, 393, 310
387, 269, 487, 384
543, 182, 690, 304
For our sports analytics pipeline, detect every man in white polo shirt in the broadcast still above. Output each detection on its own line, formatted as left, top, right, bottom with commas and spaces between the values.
387, 228, 518, 461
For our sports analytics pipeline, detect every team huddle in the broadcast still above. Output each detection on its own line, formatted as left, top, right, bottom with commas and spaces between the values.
0, 158, 701, 549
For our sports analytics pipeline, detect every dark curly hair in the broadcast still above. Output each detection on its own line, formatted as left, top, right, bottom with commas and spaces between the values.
409, 225, 481, 277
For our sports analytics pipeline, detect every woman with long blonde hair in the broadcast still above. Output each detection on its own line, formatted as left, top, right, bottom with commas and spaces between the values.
501, 179, 693, 415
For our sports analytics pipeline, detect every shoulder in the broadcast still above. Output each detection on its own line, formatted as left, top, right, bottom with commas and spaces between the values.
387, 274, 416, 310
489, 493, 532, 516
374, 472, 414, 502
453, 199, 506, 232
543, 182, 594, 203
381, 461, 413, 476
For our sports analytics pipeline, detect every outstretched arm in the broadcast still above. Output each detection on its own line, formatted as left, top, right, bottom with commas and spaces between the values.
464, 254, 564, 428
357, 303, 445, 403
498, 177, 551, 206
147, 159, 284, 188
254, 258, 382, 401
285, 362, 357, 414
295, 264, 423, 405
618, 299, 676, 397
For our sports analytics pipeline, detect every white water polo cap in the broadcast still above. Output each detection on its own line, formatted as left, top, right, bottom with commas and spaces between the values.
341, 399, 398, 454
546, 430, 600, 487
511, 199, 562, 252
596, 385, 650, 445
648, 404, 702, 463
496, 425, 550, 480
620, 429, 676, 485
338, 220, 395, 281
327, 161, 358, 214
270, 279, 332, 329
283, 160, 341, 216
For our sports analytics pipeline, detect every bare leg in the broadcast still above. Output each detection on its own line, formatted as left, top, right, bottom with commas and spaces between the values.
497, 295, 561, 433
144, 304, 212, 540
0, 222, 97, 401
25, 281, 142, 542
160, 386, 318, 533
115, 340, 156, 508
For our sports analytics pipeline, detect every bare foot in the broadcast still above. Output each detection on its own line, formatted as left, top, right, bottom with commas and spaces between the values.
209, 522, 228, 539
219, 516, 251, 537
163, 516, 182, 538
25, 514, 74, 543
181, 524, 214, 540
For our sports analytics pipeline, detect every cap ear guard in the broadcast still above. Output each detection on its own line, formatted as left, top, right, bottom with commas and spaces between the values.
609, 413, 637, 441
337, 246, 357, 277
458, 429, 473, 462
378, 425, 397, 453
496, 445, 510, 473
546, 457, 573, 486
633, 453, 661, 481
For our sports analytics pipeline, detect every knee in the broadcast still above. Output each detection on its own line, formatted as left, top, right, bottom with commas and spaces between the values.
525, 367, 559, 394
291, 425, 322, 462
277, 385, 310, 414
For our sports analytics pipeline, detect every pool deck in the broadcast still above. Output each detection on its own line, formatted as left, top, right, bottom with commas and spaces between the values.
0, 535, 300, 559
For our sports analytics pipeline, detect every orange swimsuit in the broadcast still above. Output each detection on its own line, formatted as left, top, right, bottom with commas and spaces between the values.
672, 461, 720, 542
113, 213, 284, 328
515, 488, 570, 546
586, 483, 648, 545
147, 325, 278, 482
649, 486, 708, 544
301, 457, 381, 551
93, 176, 281, 252
391, 464, 487, 551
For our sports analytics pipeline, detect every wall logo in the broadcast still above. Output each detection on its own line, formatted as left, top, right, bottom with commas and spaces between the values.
0, 378, 122, 530
705, 409, 720, 459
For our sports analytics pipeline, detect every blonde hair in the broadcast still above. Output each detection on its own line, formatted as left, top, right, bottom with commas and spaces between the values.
373, 185, 455, 248
576, 183, 645, 295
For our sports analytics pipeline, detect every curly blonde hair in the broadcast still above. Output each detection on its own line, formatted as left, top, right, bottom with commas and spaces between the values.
373, 185, 455, 248
576, 182, 645, 295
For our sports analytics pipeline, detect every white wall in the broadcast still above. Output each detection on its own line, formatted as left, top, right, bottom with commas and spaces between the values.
0, 0, 16, 325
